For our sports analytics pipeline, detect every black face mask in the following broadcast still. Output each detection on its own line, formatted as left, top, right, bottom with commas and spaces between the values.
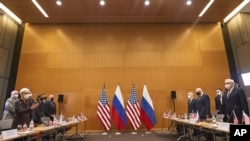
196, 92, 200, 95
51, 98, 54, 101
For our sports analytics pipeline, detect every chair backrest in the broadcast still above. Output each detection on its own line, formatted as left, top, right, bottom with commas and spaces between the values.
216, 114, 225, 121
0, 119, 13, 131
41, 117, 51, 126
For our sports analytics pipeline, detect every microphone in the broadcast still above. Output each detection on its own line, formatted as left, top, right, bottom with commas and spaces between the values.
227, 105, 237, 122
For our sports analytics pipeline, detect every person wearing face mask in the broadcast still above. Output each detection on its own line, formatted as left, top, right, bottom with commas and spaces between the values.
11, 88, 39, 129
195, 87, 211, 120
215, 88, 224, 115
223, 78, 249, 124
42, 94, 52, 117
48, 95, 56, 116
195, 88, 213, 141
187, 92, 197, 114
2, 90, 19, 120
37, 94, 47, 118
32, 94, 44, 124
186, 92, 199, 138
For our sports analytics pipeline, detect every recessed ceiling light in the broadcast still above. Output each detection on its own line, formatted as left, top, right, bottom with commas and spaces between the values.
56, 0, 62, 6
100, 0, 105, 6
186, 0, 192, 6
145, 0, 150, 6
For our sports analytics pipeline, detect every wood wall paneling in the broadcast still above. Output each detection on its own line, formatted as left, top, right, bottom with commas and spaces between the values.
15, 23, 230, 131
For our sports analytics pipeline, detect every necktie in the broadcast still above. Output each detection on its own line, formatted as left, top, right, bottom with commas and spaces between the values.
227, 90, 231, 98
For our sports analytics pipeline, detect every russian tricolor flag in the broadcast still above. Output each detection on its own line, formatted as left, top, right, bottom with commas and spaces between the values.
111, 85, 126, 132
140, 84, 157, 131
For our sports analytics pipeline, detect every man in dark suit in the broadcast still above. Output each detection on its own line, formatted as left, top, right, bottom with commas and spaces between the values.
187, 92, 199, 137
195, 88, 213, 141
195, 88, 211, 120
187, 92, 197, 114
215, 88, 224, 114
223, 78, 249, 124
48, 95, 57, 117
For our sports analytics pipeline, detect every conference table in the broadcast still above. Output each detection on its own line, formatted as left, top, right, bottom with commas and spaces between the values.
0, 118, 87, 141
163, 116, 230, 141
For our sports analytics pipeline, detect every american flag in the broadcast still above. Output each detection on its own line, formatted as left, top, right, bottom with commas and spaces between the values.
242, 110, 250, 125
126, 84, 141, 130
97, 85, 111, 131
232, 110, 238, 124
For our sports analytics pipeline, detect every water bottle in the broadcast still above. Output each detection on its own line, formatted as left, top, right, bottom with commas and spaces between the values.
29, 120, 34, 131
53, 117, 57, 126
23, 123, 27, 131
212, 115, 216, 124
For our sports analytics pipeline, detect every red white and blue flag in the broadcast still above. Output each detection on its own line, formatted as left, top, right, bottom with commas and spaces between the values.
232, 110, 239, 124
195, 110, 200, 122
97, 85, 111, 131
140, 84, 156, 131
242, 110, 250, 125
126, 84, 141, 131
111, 85, 126, 132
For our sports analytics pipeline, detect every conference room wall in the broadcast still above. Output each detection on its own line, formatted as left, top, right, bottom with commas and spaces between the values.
15, 23, 230, 131
226, 13, 250, 98
0, 15, 18, 118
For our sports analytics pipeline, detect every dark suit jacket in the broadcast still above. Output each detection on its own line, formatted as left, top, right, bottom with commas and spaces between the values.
11, 99, 32, 129
48, 101, 56, 115
197, 94, 211, 120
188, 98, 197, 114
223, 87, 249, 124
215, 95, 224, 114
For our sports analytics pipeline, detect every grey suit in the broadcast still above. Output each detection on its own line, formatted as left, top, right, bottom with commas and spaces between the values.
2, 97, 18, 120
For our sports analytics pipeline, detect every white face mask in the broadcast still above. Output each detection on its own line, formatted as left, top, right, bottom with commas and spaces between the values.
24, 94, 29, 99
225, 84, 230, 90
188, 95, 192, 99
13, 94, 19, 98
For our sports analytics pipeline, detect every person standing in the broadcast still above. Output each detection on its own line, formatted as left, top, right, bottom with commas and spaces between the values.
215, 88, 224, 114
187, 92, 197, 114
48, 95, 56, 116
2, 90, 19, 120
223, 78, 249, 124
195, 88, 211, 120
32, 94, 44, 124
11, 88, 39, 129
195, 88, 213, 141
187, 92, 199, 137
